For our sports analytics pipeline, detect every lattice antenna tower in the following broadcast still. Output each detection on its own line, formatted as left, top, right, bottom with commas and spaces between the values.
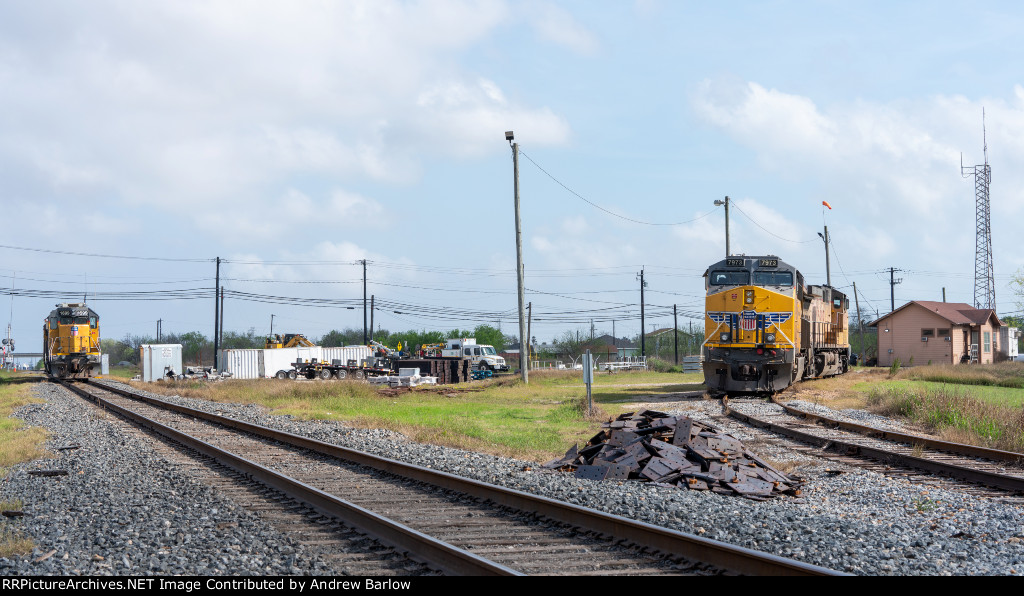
961, 108, 994, 310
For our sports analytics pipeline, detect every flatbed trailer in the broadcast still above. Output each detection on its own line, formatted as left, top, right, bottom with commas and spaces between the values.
275, 358, 394, 381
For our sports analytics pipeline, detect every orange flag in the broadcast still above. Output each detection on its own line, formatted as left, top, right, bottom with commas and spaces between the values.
822, 200, 832, 209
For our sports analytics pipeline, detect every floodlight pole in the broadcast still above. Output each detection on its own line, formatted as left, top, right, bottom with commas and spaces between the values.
508, 131, 528, 384
714, 196, 730, 257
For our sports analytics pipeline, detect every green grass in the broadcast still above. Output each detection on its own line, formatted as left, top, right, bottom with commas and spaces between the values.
0, 371, 49, 471
133, 369, 704, 461
856, 379, 1024, 408
102, 366, 139, 380
899, 361, 1024, 389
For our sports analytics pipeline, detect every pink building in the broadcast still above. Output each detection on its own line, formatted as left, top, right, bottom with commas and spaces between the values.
870, 301, 1002, 367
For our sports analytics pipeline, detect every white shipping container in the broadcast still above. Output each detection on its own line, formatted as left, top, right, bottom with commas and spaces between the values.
219, 349, 265, 379
218, 345, 376, 379
141, 344, 183, 382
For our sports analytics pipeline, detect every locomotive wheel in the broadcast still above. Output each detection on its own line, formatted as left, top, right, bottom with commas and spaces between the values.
287, 370, 298, 380
318, 369, 332, 380
275, 370, 288, 380
335, 369, 347, 380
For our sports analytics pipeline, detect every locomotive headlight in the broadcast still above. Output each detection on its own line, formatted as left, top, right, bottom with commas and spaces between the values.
765, 333, 776, 343
745, 289, 755, 304
720, 332, 731, 342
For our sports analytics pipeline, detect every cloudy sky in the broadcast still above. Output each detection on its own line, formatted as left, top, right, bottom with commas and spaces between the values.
3, 0, 1024, 355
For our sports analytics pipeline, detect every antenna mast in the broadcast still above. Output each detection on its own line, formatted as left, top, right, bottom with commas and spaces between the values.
962, 108, 995, 310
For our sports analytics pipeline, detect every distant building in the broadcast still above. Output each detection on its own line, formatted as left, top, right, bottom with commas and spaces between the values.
869, 301, 1002, 366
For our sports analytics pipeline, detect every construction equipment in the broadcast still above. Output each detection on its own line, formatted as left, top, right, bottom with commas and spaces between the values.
265, 333, 315, 349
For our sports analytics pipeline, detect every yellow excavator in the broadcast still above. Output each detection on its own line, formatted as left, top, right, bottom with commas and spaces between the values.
265, 333, 315, 349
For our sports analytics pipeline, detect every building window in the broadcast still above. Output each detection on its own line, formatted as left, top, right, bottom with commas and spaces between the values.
984, 331, 991, 353
922, 329, 934, 337
938, 328, 950, 339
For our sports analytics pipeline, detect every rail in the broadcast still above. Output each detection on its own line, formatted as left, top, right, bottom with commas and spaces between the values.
68, 379, 845, 576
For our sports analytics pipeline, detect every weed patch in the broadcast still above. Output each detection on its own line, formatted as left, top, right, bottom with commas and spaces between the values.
866, 383, 1024, 452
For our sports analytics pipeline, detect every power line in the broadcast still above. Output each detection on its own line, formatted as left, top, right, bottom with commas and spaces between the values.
0, 243, 212, 263
518, 149, 718, 226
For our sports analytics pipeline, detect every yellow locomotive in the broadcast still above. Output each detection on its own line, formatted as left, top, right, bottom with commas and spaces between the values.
43, 303, 102, 379
702, 256, 850, 395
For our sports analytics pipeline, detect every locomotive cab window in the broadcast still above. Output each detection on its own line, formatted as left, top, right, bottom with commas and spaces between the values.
90, 316, 98, 329
833, 298, 842, 309
59, 315, 72, 325
710, 270, 750, 285
753, 271, 793, 287
49, 316, 58, 329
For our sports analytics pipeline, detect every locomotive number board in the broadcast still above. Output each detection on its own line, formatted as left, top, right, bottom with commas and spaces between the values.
758, 258, 778, 267
725, 258, 745, 267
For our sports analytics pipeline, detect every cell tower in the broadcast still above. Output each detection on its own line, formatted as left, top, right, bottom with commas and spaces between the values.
962, 108, 994, 311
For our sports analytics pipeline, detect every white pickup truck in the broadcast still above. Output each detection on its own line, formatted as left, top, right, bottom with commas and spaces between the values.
441, 338, 509, 372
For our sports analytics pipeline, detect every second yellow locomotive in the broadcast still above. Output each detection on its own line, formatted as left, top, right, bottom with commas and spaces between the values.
43, 303, 102, 379
702, 256, 850, 395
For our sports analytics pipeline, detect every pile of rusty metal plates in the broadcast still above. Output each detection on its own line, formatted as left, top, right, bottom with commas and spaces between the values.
543, 409, 802, 500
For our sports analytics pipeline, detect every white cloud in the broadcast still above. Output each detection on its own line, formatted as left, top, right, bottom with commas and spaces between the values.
691, 79, 1024, 272
0, 0, 571, 239
524, 2, 599, 55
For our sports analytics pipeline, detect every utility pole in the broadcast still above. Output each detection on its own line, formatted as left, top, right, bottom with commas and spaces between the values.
819, 226, 831, 287
889, 267, 903, 313
673, 304, 679, 365
638, 268, 646, 358
219, 286, 225, 347
270, 314, 274, 337
853, 282, 864, 361
942, 287, 946, 303
361, 259, 368, 344
526, 302, 532, 371
713, 196, 730, 257
507, 131, 528, 384
370, 295, 374, 342
213, 257, 220, 371
157, 319, 162, 342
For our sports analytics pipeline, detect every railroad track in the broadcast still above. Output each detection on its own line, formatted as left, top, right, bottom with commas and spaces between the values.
721, 396, 1024, 503
53, 379, 843, 576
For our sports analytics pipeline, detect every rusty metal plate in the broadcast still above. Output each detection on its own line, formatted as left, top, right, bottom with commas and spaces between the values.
607, 430, 642, 447
640, 457, 681, 481
725, 477, 775, 496
672, 418, 693, 446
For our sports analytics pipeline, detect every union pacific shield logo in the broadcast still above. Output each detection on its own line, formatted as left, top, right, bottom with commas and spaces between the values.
740, 310, 757, 331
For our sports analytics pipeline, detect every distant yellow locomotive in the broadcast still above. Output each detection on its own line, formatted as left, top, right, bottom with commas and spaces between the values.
43, 303, 102, 379
702, 256, 850, 395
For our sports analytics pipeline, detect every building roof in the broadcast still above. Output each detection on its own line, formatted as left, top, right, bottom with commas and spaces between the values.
870, 301, 1003, 328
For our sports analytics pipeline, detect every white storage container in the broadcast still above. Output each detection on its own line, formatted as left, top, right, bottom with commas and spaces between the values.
140, 344, 183, 382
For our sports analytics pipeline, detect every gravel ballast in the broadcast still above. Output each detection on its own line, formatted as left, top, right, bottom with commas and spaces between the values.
3, 380, 1024, 575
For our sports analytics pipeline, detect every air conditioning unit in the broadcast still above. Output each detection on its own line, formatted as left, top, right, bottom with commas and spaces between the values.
921, 336, 928, 342
944, 337, 951, 342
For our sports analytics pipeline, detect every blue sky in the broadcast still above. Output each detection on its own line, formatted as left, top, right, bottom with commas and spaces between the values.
2, 1, 1023, 355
